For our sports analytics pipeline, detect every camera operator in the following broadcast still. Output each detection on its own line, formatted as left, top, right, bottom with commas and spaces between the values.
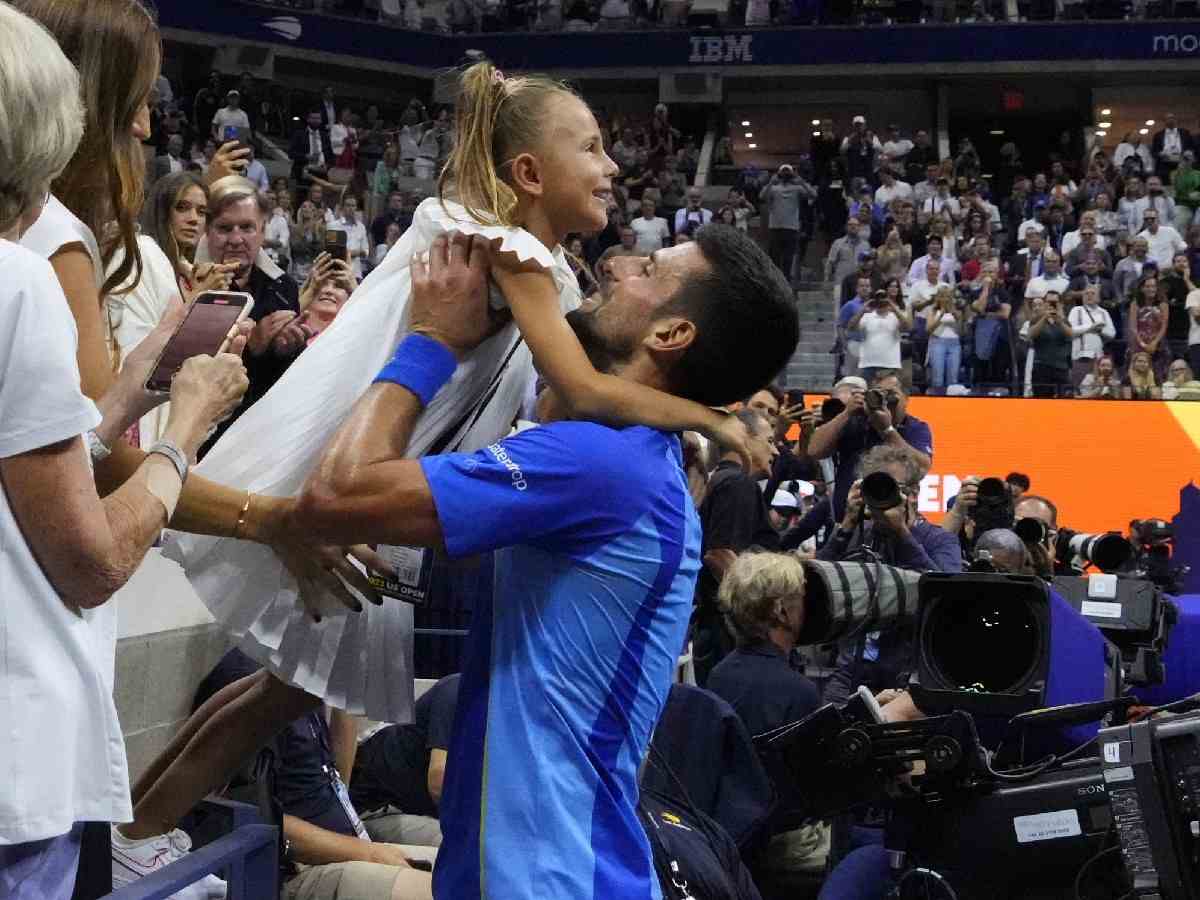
695, 409, 781, 684
1013, 494, 1077, 577
807, 370, 933, 524
820, 446, 961, 705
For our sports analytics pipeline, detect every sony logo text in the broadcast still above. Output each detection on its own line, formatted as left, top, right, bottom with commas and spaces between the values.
688, 34, 754, 63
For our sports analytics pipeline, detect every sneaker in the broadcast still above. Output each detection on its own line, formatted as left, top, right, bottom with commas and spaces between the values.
111, 826, 228, 899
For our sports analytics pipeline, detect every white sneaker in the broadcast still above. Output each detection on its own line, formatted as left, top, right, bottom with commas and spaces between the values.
111, 826, 228, 899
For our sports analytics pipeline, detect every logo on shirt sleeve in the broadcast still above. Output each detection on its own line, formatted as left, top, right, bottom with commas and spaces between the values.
486, 443, 528, 491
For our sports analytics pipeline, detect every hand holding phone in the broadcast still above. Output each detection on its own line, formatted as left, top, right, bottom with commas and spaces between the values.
145, 291, 255, 393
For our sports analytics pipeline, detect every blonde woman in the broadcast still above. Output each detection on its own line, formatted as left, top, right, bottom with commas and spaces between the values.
925, 284, 963, 393
1123, 350, 1162, 399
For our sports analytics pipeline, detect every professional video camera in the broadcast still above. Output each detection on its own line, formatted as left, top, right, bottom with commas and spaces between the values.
1130, 518, 1188, 593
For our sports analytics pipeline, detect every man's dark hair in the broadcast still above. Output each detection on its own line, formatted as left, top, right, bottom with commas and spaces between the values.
734, 407, 771, 437
661, 225, 799, 406
927, 235, 943, 248
870, 368, 903, 388
750, 384, 785, 407
1005, 472, 1031, 491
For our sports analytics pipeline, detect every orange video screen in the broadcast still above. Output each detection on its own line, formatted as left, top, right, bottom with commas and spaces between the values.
788, 398, 1200, 534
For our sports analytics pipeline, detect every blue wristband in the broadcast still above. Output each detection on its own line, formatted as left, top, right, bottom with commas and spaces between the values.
373, 333, 457, 407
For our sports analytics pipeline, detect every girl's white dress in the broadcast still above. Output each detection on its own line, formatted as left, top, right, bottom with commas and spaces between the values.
164, 198, 580, 722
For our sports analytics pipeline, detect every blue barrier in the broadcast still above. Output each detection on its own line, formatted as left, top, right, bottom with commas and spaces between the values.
155, 0, 1200, 69
106, 801, 278, 900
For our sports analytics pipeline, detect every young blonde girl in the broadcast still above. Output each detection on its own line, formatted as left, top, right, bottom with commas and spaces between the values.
124, 62, 783, 864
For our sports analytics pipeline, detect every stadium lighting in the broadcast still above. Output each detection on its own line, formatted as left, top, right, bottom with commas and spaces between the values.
989, 130, 1004, 135
1146, 119, 1156, 126
1140, 128, 1150, 135
1100, 108, 1111, 115
741, 120, 750, 126
812, 119, 820, 125
813, 131, 821, 137
748, 143, 757, 148
1098, 121, 1112, 129
1095, 130, 1107, 138
745, 132, 753, 138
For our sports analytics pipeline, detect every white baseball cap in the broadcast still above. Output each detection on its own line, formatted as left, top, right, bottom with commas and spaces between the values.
852, 115, 866, 125
771, 491, 799, 510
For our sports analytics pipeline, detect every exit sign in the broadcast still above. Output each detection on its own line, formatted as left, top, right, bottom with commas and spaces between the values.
1002, 89, 1025, 112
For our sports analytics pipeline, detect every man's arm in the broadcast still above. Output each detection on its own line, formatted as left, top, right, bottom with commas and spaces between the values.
427, 749, 448, 807
283, 815, 413, 868
329, 709, 359, 786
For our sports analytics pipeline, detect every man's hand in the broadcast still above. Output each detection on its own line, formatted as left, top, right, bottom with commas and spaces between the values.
270, 319, 310, 357
410, 232, 497, 359
844, 389, 866, 418
248, 310, 299, 356
955, 477, 980, 514
867, 403, 894, 435
179, 261, 239, 302
207, 140, 251, 183
367, 844, 413, 869
871, 499, 912, 541
841, 479, 864, 530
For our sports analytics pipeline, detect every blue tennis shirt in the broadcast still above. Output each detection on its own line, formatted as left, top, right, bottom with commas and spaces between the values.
419, 421, 701, 900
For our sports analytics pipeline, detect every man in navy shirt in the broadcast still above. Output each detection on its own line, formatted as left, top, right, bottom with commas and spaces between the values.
806, 370, 933, 524
291, 227, 799, 900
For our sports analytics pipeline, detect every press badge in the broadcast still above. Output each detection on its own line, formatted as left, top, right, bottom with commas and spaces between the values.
367, 544, 434, 604
327, 766, 370, 841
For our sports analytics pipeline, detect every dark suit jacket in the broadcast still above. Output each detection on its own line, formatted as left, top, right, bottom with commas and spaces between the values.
288, 127, 334, 182
1152, 127, 1194, 162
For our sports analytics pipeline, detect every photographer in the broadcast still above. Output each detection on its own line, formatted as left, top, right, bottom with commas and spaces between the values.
807, 370, 933, 524
819, 446, 961, 706
972, 528, 1034, 574
847, 289, 911, 382
1024, 290, 1074, 397
1013, 494, 1076, 577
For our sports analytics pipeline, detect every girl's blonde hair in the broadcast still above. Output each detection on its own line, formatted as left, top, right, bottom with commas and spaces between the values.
438, 59, 579, 227
1129, 351, 1158, 391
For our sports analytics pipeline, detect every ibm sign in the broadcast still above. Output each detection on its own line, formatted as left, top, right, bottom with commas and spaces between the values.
688, 34, 755, 63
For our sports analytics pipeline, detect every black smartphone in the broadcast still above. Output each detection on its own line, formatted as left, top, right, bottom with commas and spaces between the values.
145, 291, 254, 394
323, 228, 348, 261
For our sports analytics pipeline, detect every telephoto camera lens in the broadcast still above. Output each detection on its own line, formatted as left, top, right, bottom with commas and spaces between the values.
1014, 516, 1048, 545
864, 388, 886, 412
821, 397, 846, 421
861, 471, 903, 511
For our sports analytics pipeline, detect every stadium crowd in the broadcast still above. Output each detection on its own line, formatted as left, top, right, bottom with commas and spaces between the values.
0, 2, 1191, 900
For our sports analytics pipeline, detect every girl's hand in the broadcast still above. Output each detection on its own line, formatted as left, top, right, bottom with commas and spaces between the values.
207, 141, 251, 183
706, 412, 753, 472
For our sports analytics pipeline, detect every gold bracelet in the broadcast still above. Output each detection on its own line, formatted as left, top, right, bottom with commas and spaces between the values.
232, 492, 253, 540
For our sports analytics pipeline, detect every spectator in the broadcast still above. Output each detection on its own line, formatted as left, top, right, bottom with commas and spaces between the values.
154, 133, 186, 179
762, 164, 815, 283
874, 166, 913, 207
1067, 285, 1116, 389
1042, 203, 1068, 255
1009, 226, 1047, 293
1115, 131, 1154, 178
372, 146, 404, 218
200, 176, 303, 443
1092, 191, 1120, 240
807, 370, 933, 523
1025, 290, 1074, 397
695, 409, 781, 684
564, 235, 599, 297
328, 195, 370, 280
595, 224, 639, 277
631, 195, 671, 255
193, 71, 223, 140
1163, 360, 1200, 400
191, 649, 435, 899
841, 115, 881, 187
674, 187, 713, 237
1173, 150, 1200, 232
1139, 207, 1187, 268
1024, 250, 1069, 302
1065, 252, 1116, 309
1005, 472, 1031, 500
319, 85, 338, 131
371, 190, 412, 246
876, 224, 912, 282
919, 175, 961, 223
1129, 274, 1171, 379
330, 107, 359, 169
296, 253, 355, 345
841, 249, 882, 305
970, 261, 1014, 392
837, 275, 872, 374
848, 289, 911, 382
242, 141, 269, 193
820, 444, 961, 706
351, 674, 461, 846
373, 221, 403, 268
1062, 216, 1111, 274
210, 89, 250, 142
0, 8, 246, 891
1123, 349, 1161, 399
906, 234, 952, 287
290, 199, 327, 282
1160, 251, 1196, 361
724, 187, 755, 231
290, 108, 335, 185
1078, 354, 1121, 399
825, 215, 870, 290
1118, 176, 1144, 235
1017, 201, 1049, 247
264, 195, 291, 272
1134, 176, 1177, 236
1114, 236, 1151, 302
1152, 112, 1193, 181
925, 285, 964, 393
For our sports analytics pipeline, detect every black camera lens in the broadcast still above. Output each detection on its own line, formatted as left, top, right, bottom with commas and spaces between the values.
861, 471, 903, 511
821, 398, 846, 421
1014, 517, 1047, 545
865, 389, 885, 412
977, 477, 1007, 501
925, 590, 1040, 693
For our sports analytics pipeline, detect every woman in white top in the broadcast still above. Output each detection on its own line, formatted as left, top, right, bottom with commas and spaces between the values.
924, 284, 964, 393
848, 288, 911, 380
1066, 284, 1116, 391
329, 107, 358, 168
0, 6, 248, 894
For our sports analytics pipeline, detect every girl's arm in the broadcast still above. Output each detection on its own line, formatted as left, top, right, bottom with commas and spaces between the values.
493, 263, 749, 458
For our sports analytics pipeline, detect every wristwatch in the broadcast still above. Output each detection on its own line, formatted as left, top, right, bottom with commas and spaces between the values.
85, 429, 111, 462
146, 439, 190, 484
882, 425, 897, 437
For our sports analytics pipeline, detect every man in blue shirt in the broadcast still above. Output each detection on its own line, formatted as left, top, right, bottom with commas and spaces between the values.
837, 275, 871, 376
291, 227, 799, 900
